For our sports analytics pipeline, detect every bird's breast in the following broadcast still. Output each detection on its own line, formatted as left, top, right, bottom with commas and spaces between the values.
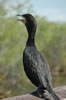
23, 46, 38, 69
23, 47, 41, 86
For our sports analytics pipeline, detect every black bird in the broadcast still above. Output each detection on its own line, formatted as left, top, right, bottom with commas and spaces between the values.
17, 14, 60, 100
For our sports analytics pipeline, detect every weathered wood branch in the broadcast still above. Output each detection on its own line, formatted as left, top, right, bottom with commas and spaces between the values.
2, 86, 66, 100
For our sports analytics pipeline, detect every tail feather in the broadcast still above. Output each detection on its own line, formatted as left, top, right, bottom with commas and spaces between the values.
45, 77, 60, 100
47, 86, 60, 100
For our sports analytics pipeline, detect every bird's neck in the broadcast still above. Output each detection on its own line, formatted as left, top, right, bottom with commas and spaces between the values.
26, 32, 35, 46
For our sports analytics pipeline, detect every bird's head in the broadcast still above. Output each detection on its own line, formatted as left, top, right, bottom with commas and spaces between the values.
17, 14, 37, 35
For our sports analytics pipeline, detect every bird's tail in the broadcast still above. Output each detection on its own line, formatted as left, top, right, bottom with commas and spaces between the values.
45, 77, 60, 100
47, 86, 60, 100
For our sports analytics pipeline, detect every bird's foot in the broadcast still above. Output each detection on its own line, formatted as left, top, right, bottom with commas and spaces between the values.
31, 88, 50, 100
31, 89, 49, 99
31, 90, 43, 98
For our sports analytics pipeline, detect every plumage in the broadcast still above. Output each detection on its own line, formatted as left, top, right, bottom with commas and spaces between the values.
17, 14, 60, 100
23, 46, 52, 88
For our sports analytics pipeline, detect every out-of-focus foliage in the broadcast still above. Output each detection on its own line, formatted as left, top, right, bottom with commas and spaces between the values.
0, 0, 66, 99
36, 17, 66, 73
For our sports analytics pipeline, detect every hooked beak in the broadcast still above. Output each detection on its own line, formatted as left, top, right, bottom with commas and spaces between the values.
17, 14, 26, 24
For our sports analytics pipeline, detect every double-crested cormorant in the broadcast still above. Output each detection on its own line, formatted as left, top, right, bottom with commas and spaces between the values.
17, 14, 60, 100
